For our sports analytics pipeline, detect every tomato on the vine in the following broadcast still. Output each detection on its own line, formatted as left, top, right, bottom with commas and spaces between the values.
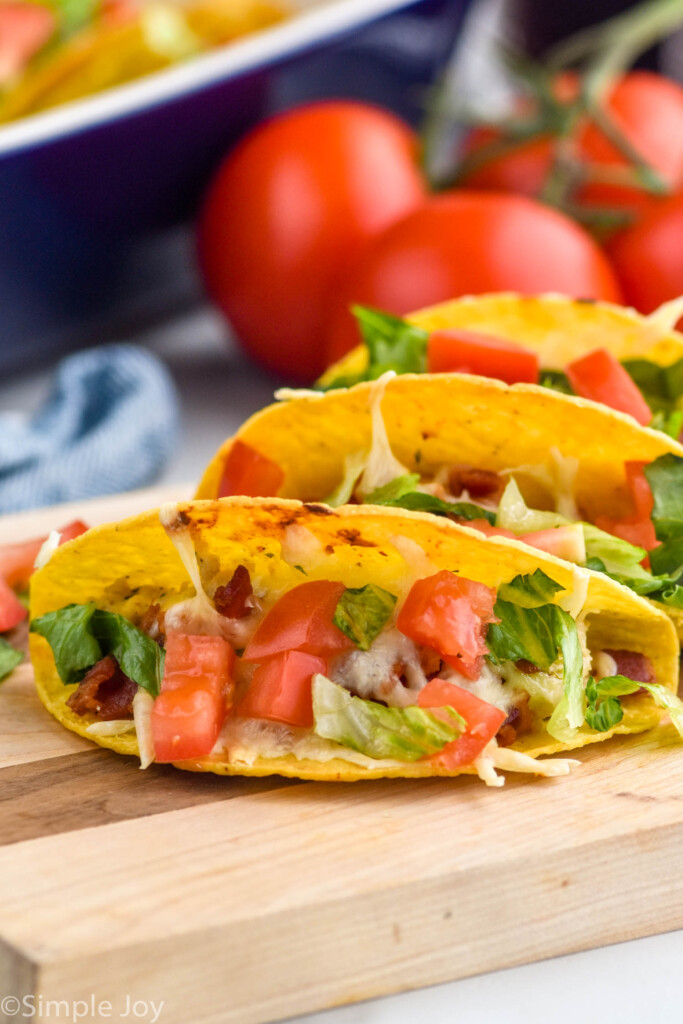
324, 191, 622, 364
606, 191, 683, 319
460, 72, 683, 220
198, 101, 425, 383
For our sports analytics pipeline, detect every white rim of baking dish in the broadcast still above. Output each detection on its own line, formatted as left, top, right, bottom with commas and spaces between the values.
0, 0, 435, 156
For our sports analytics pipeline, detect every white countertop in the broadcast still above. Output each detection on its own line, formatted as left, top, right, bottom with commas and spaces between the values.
2, 308, 683, 1024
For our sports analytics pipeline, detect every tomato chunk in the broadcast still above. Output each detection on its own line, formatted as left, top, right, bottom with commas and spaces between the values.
427, 329, 540, 384
594, 514, 658, 551
236, 651, 326, 728
0, 2, 55, 84
594, 462, 658, 552
464, 519, 516, 539
219, 440, 284, 498
397, 571, 497, 680
418, 678, 506, 768
243, 581, 353, 662
0, 519, 88, 590
624, 461, 654, 520
151, 633, 235, 762
0, 577, 26, 631
565, 349, 651, 426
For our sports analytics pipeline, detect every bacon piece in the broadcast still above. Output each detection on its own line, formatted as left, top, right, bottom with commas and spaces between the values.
67, 655, 137, 720
497, 693, 534, 747
515, 659, 540, 675
138, 603, 165, 643
214, 565, 254, 620
448, 466, 503, 501
603, 649, 656, 686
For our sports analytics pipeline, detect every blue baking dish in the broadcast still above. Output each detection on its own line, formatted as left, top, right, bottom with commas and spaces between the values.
0, 0, 474, 372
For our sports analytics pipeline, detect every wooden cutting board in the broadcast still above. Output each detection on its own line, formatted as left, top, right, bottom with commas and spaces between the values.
3, 488, 683, 1024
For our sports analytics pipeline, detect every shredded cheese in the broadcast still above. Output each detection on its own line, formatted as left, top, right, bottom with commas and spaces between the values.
86, 720, 136, 737
647, 296, 683, 334
133, 689, 155, 769
34, 530, 60, 570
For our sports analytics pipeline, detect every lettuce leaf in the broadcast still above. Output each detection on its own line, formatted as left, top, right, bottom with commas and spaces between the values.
644, 454, 683, 541
0, 638, 23, 682
312, 675, 465, 761
486, 571, 584, 741
333, 585, 397, 651
364, 474, 421, 504
585, 674, 683, 738
31, 603, 164, 696
318, 308, 428, 389
622, 358, 683, 414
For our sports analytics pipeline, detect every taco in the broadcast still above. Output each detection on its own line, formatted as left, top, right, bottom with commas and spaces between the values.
319, 294, 683, 439
29, 498, 681, 786
196, 373, 683, 636
0, 0, 287, 124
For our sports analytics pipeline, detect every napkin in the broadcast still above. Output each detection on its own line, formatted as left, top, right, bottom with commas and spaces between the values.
0, 345, 179, 513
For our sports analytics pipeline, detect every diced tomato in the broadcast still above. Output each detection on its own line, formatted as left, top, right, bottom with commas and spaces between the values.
219, 440, 284, 498
243, 581, 353, 662
418, 678, 506, 768
624, 461, 654, 520
0, 519, 88, 590
151, 633, 235, 762
0, 2, 55, 84
594, 514, 658, 551
565, 349, 652, 426
235, 651, 326, 728
0, 576, 27, 630
464, 519, 516, 539
518, 524, 586, 563
427, 329, 540, 384
397, 571, 497, 680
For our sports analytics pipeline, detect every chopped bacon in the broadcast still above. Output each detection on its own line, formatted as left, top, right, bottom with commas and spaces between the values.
214, 565, 254, 619
603, 649, 656, 686
496, 693, 534, 747
138, 603, 165, 643
66, 655, 137, 720
515, 659, 540, 674
419, 646, 443, 677
448, 466, 503, 501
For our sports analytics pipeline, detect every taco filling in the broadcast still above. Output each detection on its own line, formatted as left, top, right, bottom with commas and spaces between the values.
29, 503, 683, 787
216, 376, 683, 614
320, 306, 683, 440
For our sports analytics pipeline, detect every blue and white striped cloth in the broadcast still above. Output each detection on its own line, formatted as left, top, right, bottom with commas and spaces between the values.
0, 345, 179, 513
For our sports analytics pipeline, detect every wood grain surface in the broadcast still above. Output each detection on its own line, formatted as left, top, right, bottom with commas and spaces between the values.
2, 488, 683, 1024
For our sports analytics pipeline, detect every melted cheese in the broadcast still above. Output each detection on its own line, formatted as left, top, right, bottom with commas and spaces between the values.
358, 372, 410, 495
159, 502, 255, 646
440, 660, 515, 712
332, 629, 427, 706
220, 718, 405, 769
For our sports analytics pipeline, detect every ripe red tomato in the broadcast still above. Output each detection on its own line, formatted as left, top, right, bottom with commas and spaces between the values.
152, 633, 235, 762
198, 101, 426, 383
565, 348, 652, 425
418, 678, 505, 768
235, 650, 326, 728
242, 580, 354, 662
219, 440, 284, 498
461, 72, 683, 219
397, 570, 496, 680
325, 191, 622, 364
606, 191, 683, 317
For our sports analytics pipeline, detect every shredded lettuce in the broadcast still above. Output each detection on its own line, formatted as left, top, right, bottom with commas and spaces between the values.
333, 585, 397, 651
312, 675, 465, 761
369, 483, 496, 524
0, 638, 23, 682
622, 358, 683, 415
364, 474, 421, 504
585, 674, 683, 738
496, 478, 567, 533
31, 603, 164, 696
486, 571, 584, 741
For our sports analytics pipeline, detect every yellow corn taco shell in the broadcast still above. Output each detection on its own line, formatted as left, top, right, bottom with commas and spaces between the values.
317, 292, 683, 389
196, 374, 683, 638
30, 498, 679, 781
